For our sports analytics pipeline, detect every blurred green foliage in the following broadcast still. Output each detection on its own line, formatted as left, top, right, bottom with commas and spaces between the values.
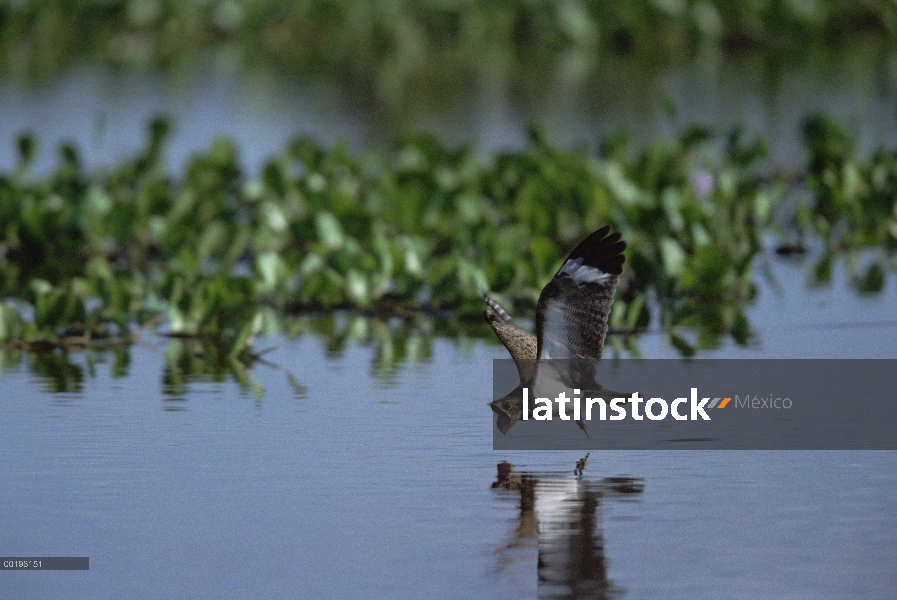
2, 0, 896, 103
0, 113, 895, 363
800, 114, 897, 292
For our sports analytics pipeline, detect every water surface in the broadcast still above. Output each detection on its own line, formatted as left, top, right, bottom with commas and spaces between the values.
2, 257, 896, 598
3, 41, 897, 174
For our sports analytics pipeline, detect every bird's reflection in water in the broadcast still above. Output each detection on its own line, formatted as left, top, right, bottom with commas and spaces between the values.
491, 454, 643, 599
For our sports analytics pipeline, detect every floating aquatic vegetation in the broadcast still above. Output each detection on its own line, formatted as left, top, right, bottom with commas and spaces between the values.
0, 114, 894, 364
801, 113, 897, 292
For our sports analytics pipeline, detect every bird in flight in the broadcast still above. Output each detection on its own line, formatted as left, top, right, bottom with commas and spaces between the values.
485, 225, 626, 434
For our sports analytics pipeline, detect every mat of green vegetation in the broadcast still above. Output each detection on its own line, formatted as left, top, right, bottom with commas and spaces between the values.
0, 115, 894, 363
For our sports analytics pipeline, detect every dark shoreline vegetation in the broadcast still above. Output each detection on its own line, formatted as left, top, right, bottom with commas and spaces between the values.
1, 113, 895, 380
3, 0, 897, 101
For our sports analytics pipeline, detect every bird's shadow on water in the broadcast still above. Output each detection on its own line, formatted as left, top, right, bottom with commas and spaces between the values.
490, 454, 644, 599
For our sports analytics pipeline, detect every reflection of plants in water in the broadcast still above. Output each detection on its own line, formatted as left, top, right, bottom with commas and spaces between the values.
29, 349, 84, 394
0, 312, 513, 395
1, 344, 132, 394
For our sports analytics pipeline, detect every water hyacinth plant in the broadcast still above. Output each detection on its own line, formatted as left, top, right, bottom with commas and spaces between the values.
0, 115, 894, 362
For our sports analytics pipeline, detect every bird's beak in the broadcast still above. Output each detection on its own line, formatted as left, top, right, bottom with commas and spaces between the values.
489, 399, 518, 434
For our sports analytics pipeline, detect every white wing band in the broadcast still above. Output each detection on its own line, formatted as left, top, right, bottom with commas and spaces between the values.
559, 257, 612, 284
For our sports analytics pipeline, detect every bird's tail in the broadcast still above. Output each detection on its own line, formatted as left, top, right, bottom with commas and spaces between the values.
483, 293, 513, 323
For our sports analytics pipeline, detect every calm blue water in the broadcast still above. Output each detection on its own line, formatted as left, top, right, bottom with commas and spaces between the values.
2, 41, 897, 175
2, 257, 897, 598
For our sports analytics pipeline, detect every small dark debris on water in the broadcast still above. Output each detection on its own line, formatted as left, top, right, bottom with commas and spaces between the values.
775, 244, 807, 256
602, 476, 645, 494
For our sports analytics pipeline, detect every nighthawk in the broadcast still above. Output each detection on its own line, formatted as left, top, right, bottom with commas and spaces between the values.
485, 225, 626, 434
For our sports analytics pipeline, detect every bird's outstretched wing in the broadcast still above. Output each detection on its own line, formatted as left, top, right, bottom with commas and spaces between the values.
483, 294, 537, 383
488, 225, 627, 437
535, 225, 625, 361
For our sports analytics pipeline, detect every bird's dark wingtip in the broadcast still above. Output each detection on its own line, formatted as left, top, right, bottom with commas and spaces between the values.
565, 225, 626, 276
